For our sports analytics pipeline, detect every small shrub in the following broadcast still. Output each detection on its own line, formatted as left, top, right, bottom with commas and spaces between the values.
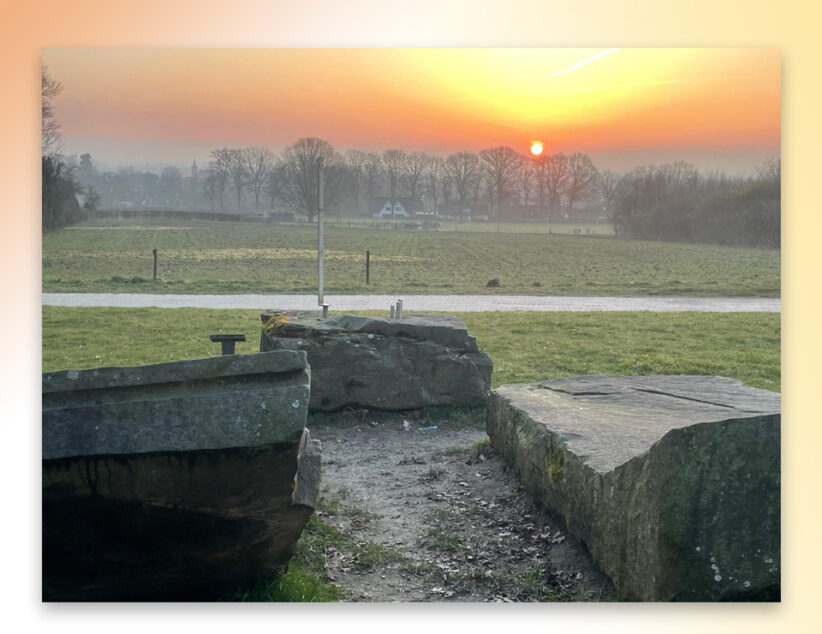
351, 542, 405, 569
486, 277, 500, 287
262, 312, 292, 335
424, 527, 465, 552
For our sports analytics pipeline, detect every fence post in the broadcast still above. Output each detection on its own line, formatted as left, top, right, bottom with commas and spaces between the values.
153, 249, 158, 281
366, 250, 370, 284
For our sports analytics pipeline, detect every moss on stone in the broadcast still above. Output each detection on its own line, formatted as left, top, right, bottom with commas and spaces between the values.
545, 442, 565, 485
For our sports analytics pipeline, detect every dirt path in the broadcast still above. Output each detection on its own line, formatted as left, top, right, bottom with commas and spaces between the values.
307, 409, 615, 602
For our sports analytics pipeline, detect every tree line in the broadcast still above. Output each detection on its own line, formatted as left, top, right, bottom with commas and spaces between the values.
72, 138, 781, 248
42, 66, 94, 232
608, 160, 781, 248
204, 141, 609, 222
75, 139, 610, 222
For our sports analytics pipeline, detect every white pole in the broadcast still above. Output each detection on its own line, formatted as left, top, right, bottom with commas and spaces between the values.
318, 156, 324, 307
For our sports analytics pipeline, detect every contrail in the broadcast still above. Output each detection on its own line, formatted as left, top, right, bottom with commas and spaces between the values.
550, 48, 619, 78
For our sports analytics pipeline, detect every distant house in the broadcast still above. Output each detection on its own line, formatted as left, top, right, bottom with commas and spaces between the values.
372, 197, 423, 218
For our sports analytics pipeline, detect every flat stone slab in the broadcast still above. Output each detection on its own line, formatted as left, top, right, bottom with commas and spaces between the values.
487, 376, 780, 601
260, 311, 492, 411
42, 350, 319, 601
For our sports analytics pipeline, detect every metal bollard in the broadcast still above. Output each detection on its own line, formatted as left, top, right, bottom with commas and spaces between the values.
210, 333, 246, 355
390, 304, 395, 319
396, 299, 403, 319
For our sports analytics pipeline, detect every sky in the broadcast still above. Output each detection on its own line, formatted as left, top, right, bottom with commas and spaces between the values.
42, 48, 781, 173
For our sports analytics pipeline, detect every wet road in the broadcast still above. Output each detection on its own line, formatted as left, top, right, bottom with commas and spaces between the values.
42, 293, 780, 312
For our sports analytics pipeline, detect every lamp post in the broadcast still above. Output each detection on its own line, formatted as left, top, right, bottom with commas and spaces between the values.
317, 156, 328, 318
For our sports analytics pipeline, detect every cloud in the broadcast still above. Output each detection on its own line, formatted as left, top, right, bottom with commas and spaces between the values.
550, 48, 619, 78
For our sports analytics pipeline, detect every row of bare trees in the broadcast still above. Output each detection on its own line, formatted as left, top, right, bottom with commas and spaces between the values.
199, 138, 604, 221
608, 159, 781, 247
64, 126, 781, 247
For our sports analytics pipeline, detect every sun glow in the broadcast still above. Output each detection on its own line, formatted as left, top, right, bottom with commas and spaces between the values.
43, 48, 781, 168
530, 141, 544, 156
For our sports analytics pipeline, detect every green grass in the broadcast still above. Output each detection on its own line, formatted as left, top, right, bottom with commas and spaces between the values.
41, 307, 781, 392
42, 217, 779, 296
230, 491, 405, 601
463, 311, 781, 392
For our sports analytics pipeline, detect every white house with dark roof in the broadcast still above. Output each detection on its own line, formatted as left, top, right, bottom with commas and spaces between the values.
371, 197, 423, 218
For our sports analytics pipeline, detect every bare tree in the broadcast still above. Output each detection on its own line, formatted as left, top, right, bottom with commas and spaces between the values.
265, 164, 285, 209
42, 65, 63, 155
443, 152, 481, 204
405, 152, 431, 201
517, 159, 535, 213
243, 146, 275, 209
544, 153, 570, 213
159, 166, 183, 207
42, 66, 86, 231
362, 152, 383, 213
757, 156, 781, 194
209, 148, 231, 210
225, 149, 246, 209
203, 168, 217, 209
278, 137, 346, 222
382, 149, 407, 198
425, 156, 445, 213
479, 146, 522, 218
664, 161, 700, 194
565, 153, 599, 210
344, 149, 367, 213
472, 173, 485, 205
597, 169, 622, 215
531, 154, 549, 211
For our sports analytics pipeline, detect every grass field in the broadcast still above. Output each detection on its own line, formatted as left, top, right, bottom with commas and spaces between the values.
42, 217, 780, 296
42, 307, 781, 391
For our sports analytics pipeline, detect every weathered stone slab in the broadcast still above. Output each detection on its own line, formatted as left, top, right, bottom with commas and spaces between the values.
42, 351, 320, 601
43, 350, 309, 459
260, 311, 493, 411
487, 376, 780, 601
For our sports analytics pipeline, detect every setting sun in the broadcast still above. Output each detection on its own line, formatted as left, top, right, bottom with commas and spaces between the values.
530, 141, 544, 156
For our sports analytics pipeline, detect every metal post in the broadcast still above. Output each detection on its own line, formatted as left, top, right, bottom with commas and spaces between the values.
152, 248, 158, 280
317, 156, 324, 307
390, 304, 395, 319
396, 299, 403, 319
210, 333, 245, 355
366, 250, 370, 284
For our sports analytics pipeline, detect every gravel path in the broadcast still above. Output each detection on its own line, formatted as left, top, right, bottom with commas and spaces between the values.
309, 412, 615, 602
42, 293, 780, 312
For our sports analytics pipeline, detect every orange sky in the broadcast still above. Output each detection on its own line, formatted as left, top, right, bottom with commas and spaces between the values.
42, 48, 780, 171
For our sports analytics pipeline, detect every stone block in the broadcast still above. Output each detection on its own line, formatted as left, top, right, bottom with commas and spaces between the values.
260, 311, 492, 411
487, 375, 780, 601
42, 351, 319, 601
